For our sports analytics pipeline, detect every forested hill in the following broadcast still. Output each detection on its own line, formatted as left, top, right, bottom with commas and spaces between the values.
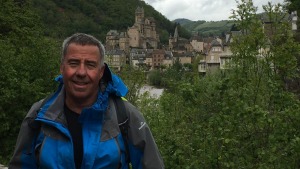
31, 0, 191, 43
173, 18, 234, 37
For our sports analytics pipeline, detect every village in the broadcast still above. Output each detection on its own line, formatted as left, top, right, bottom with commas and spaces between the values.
104, 7, 298, 73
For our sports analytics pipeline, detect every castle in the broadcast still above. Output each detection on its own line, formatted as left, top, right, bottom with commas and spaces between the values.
106, 7, 159, 52
105, 7, 206, 70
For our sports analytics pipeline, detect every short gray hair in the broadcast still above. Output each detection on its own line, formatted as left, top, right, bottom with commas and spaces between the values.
61, 33, 105, 67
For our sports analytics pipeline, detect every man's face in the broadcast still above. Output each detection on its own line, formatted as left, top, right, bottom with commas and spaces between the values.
60, 43, 104, 105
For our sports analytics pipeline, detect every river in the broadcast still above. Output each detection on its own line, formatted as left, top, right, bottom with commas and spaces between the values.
139, 85, 164, 98
0, 164, 7, 169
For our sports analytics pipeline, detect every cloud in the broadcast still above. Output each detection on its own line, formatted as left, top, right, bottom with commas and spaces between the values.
143, 0, 286, 21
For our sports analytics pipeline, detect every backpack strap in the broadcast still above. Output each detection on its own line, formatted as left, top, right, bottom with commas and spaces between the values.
28, 93, 54, 130
111, 95, 131, 166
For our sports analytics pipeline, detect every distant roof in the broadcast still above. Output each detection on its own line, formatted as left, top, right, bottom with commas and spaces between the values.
107, 30, 119, 36
173, 52, 194, 57
210, 39, 222, 47
190, 36, 204, 41
152, 49, 165, 54
130, 48, 147, 53
106, 49, 125, 55
165, 51, 173, 57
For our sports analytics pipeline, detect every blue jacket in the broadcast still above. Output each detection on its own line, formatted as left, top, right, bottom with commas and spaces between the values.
9, 65, 164, 169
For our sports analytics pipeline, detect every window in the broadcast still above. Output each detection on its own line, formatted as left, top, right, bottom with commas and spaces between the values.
199, 63, 206, 70
220, 58, 231, 69
220, 58, 225, 65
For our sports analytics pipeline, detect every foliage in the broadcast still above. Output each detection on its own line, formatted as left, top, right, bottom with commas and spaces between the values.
148, 70, 162, 87
285, 0, 300, 13
31, 0, 185, 43
0, 0, 60, 164
174, 19, 234, 37
174, 23, 192, 39
115, 65, 146, 106
193, 21, 234, 37
140, 0, 300, 168
284, 0, 300, 97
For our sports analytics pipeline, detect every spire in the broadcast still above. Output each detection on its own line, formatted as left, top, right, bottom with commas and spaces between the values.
174, 25, 179, 42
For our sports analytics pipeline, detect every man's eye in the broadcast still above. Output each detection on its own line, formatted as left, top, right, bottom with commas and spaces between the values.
87, 63, 97, 68
69, 61, 79, 66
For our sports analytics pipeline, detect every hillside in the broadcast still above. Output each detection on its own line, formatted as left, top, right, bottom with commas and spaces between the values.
173, 18, 234, 37
31, 0, 191, 44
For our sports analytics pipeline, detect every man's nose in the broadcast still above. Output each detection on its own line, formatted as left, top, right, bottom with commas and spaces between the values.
76, 64, 87, 76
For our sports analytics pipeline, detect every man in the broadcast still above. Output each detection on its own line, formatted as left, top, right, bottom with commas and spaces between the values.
9, 33, 164, 169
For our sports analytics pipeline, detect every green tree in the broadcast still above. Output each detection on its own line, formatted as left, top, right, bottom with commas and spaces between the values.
143, 0, 300, 168
115, 65, 146, 105
0, 0, 60, 164
148, 70, 162, 87
284, 0, 300, 97
31, 0, 182, 43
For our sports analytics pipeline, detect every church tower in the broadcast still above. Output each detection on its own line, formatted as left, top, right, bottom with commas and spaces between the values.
174, 25, 179, 43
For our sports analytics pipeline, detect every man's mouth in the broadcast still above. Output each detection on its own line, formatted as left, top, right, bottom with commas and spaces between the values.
73, 81, 88, 87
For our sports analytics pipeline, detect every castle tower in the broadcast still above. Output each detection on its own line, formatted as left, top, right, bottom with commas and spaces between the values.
135, 7, 144, 24
107, 6, 159, 50
119, 32, 129, 52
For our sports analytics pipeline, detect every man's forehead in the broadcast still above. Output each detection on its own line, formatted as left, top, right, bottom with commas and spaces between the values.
67, 44, 100, 54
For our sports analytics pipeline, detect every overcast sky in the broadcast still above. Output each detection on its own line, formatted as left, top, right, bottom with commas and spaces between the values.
142, 0, 286, 21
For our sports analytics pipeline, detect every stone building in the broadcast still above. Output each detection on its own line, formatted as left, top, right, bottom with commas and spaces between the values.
130, 48, 152, 68
129, 49, 173, 69
152, 49, 167, 68
106, 7, 159, 52
198, 36, 233, 74
190, 36, 205, 53
105, 49, 127, 71
168, 25, 193, 53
